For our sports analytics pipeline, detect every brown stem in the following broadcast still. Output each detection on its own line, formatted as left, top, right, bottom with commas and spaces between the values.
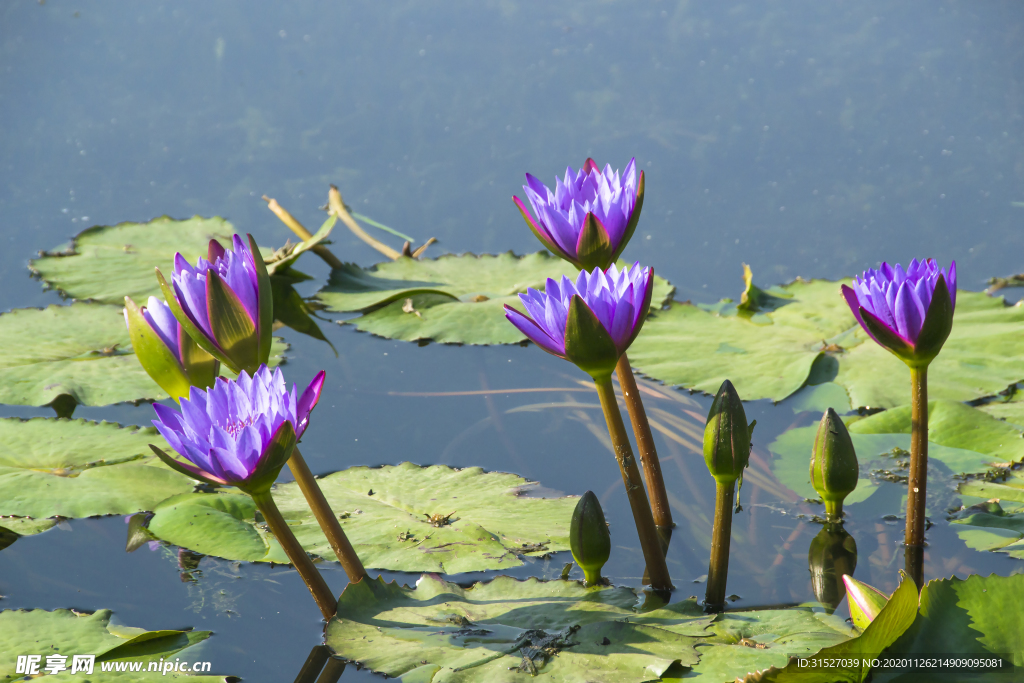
705, 479, 734, 612
251, 490, 336, 619
906, 364, 928, 588
327, 185, 402, 260
616, 354, 673, 530
287, 447, 367, 584
261, 195, 344, 269
594, 374, 673, 591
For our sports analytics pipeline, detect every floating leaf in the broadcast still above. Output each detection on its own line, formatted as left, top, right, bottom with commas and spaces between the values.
0, 417, 193, 522
978, 391, 1024, 429
629, 271, 1024, 407
0, 608, 228, 680
769, 401, 1022, 506
0, 303, 286, 406
0, 517, 57, 537
30, 216, 235, 304
324, 574, 866, 683
147, 463, 578, 573
315, 252, 674, 345
950, 500, 1024, 559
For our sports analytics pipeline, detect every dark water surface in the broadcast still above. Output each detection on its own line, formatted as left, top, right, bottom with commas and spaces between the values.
2, 1, 1024, 680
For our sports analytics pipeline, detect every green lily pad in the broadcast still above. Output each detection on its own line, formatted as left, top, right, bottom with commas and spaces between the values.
769, 401, 1023, 505
324, 573, 868, 683
0, 608, 228, 680
0, 303, 287, 407
950, 501, 1024, 559
315, 252, 675, 345
871, 573, 1024, 682
0, 516, 57, 536
0, 417, 194, 522
147, 463, 578, 573
30, 216, 235, 305
978, 392, 1024, 429
628, 272, 1024, 407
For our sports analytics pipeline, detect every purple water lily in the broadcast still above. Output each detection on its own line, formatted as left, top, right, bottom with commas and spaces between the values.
504, 262, 653, 378
139, 296, 181, 357
841, 258, 956, 366
514, 158, 644, 271
149, 365, 325, 494
163, 234, 272, 375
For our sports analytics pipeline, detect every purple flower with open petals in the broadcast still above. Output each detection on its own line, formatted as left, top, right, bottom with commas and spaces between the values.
149, 365, 325, 494
162, 234, 272, 375
504, 262, 654, 378
841, 259, 956, 366
514, 158, 644, 271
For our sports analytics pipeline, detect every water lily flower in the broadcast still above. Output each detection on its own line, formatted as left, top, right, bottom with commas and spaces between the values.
124, 295, 219, 402
149, 365, 325, 495
570, 491, 611, 586
515, 158, 644, 271
810, 408, 859, 521
842, 574, 889, 630
841, 259, 956, 367
155, 234, 273, 375
503, 262, 653, 379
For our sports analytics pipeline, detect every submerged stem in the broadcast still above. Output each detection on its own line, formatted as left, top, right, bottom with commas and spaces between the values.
593, 374, 673, 591
906, 364, 928, 588
616, 354, 673, 530
250, 490, 336, 620
705, 479, 735, 612
287, 447, 368, 584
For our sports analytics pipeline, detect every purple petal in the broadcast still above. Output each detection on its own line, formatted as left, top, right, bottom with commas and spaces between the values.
893, 281, 926, 342
295, 370, 325, 439
504, 305, 565, 356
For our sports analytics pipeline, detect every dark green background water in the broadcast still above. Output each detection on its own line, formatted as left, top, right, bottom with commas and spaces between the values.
2, 1, 1023, 680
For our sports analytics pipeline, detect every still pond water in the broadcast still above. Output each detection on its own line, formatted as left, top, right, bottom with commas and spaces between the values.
2, 1, 1024, 680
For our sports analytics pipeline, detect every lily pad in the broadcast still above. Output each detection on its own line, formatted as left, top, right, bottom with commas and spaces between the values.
978, 391, 1024, 429
0, 608, 228, 681
628, 272, 1024, 407
0, 303, 287, 406
324, 573, 869, 683
769, 400, 1024, 505
950, 501, 1024, 559
315, 252, 675, 345
0, 417, 193, 523
30, 216, 235, 305
147, 463, 579, 573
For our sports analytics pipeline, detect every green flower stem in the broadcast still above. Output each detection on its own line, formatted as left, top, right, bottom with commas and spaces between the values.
286, 447, 368, 584
705, 478, 735, 612
593, 374, 673, 591
250, 489, 337, 620
615, 353, 673, 531
906, 364, 928, 588
582, 567, 603, 586
824, 499, 843, 522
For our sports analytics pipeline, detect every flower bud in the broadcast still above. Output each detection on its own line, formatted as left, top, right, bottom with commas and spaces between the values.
807, 524, 858, 613
703, 380, 755, 485
810, 408, 859, 520
842, 574, 888, 630
570, 491, 611, 586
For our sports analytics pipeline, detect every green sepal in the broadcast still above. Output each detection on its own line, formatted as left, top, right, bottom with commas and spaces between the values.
703, 379, 752, 484
843, 573, 889, 630
249, 234, 274, 367
124, 296, 192, 403
148, 443, 225, 488
858, 305, 916, 361
238, 420, 296, 496
179, 329, 219, 392
206, 269, 259, 376
810, 408, 859, 514
608, 170, 644, 264
569, 491, 611, 586
563, 294, 619, 380
270, 277, 335, 353
155, 267, 239, 373
575, 213, 614, 272
911, 273, 954, 366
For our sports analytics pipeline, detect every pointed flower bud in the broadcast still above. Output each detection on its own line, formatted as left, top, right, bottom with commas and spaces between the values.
842, 574, 889, 630
703, 380, 755, 485
514, 158, 644, 271
810, 408, 860, 521
156, 234, 273, 375
841, 259, 956, 368
124, 296, 219, 402
570, 491, 611, 586
807, 524, 858, 613
503, 263, 654, 380
149, 366, 325, 495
